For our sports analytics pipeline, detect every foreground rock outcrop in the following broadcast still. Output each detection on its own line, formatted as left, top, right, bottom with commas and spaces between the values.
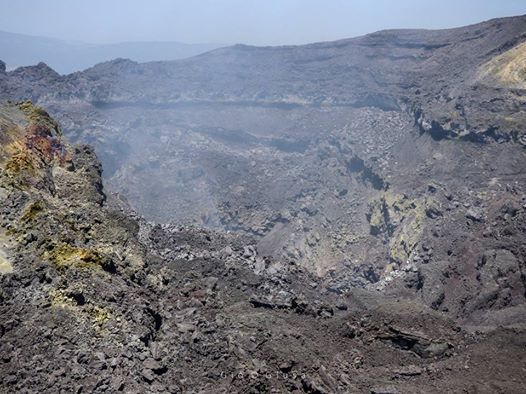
1, 104, 525, 393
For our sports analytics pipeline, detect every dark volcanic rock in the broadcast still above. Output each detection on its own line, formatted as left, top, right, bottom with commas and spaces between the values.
1, 15, 526, 393
0, 103, 524, 393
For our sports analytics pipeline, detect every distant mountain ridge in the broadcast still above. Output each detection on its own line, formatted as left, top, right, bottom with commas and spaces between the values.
0, 30, 225, 74
3, 15, 526, 142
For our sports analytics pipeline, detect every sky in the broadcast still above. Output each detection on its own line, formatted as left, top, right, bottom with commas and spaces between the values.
0, 0, 525, 46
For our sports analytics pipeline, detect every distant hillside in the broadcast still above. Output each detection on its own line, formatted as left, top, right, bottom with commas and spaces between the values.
0, 30, 224, 74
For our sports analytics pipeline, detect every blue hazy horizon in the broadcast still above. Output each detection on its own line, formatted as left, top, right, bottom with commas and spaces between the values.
0, 0, 525, 46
